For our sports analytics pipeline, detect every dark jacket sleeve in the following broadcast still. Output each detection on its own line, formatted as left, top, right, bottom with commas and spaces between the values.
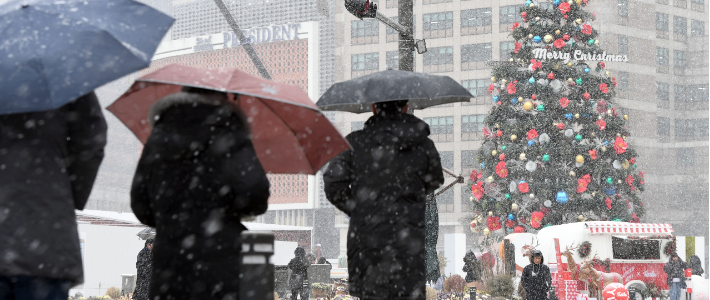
323, 148, 355, 216
543, 265, 552, 289
65, 92, 108, 210
131, 146, 156, 228
422, 138, 445, 194
521, 265, 532, 292
226, 137, 270, 217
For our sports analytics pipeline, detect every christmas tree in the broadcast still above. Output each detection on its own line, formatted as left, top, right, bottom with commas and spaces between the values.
468, 0, 646, 234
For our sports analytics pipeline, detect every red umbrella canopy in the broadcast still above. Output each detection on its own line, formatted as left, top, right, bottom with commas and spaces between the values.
108, 64, 350, 174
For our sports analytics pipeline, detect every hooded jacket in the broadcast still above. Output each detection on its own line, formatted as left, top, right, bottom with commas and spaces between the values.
664, 256, 688, 289
288, 248, 310, 290
324, 111, 444, 300
134, 245, 152, 300
130, 92, 270, 300
689, 255, 703, 276
521, 253, 551, 300
0, 92, 107, 285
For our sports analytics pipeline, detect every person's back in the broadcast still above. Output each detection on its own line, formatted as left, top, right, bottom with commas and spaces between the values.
131, 91, 270, 300
324, 100, 444, 300
0, 92, 107, 299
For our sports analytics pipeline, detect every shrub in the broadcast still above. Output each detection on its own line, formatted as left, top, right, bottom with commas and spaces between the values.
487, 274, 514, 298
105, 287, 120, 299
443, 274, 466, 293
426, 287, 437, 300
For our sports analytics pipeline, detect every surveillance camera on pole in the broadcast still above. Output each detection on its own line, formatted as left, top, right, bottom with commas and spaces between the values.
344, 0, 377, 19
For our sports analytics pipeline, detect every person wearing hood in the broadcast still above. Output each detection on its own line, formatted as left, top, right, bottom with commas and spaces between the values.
288, 247, 311, 300
0, 91, 107, 300
688, 255, 703, 277
664, 253, 687, 300
133, 239, 153, 300
521, 250, 551, 300
130, 88, 270, 300
324, 100, 445, 300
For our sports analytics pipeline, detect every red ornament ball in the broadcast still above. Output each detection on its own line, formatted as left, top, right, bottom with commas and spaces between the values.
583, 92, 591, 100
547, 73, 555, 80
532, 94, 537, 100
563, 34, 570, 41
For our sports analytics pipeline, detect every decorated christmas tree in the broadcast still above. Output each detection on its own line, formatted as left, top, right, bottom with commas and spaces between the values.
468, 0, 646, 234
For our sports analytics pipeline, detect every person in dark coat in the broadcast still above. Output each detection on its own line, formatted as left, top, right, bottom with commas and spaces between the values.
521, 250, 551, 300
0, 92, 107, 299
688, 255, 703, 276
288, 247, 310, 300
130, 89, 270, 300
664, 253, 687, 300
133, 239, 153, 300
323, 100, 445, 300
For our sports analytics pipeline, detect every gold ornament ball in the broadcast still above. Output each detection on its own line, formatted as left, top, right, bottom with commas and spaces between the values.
512, 203, 519, 211
509, 58, 515, 62
592, 192, 597, 197
567, 78, 574, 83
576, 19, 583, 24
511, 134, 518, 141
607, 109, 612, 114
576, 0, 582, 5
528, 34, 534, 39
520, 153, 527, 160
518, 96, 524, 102
576, 155, 584, 163
574, 113, 580, 119
601, 146, 607, 152
535, 17, 541, 21
618, 180, 623, 184
501, 79, 507, 85
491, 76, 497, 83
495, 123, 500, 128
555, 29, 561, 35
591, 132, 596, 137
530, 3, 535, 7
567, 62, 574, 66
617, 133, 621, 137
529, 193, 535, 199
606, 71, 611, 76
492, 150, 498, 156
570, 171, 576, 176
487, 176, 494, 183
524, 101, 534, 111
488, 211, 493, 217
624, 115, 629, 120
568, 0, 573, 3
544, 34, 553, 43
578, 215, 585, 222
470, 196, 474, 202
594, 40, 600, 45
484, 228, 491, 236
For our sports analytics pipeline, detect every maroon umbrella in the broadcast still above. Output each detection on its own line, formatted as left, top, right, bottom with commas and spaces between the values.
108, 64, 350, 174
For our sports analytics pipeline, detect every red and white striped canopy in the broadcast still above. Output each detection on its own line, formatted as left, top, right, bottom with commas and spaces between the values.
586, 222, 674, 235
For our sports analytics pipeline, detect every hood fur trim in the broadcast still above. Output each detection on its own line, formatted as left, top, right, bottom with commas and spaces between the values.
148, 92, 235, 127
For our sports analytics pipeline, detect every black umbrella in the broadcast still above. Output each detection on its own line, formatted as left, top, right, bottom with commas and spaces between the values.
317, 70, 474, 113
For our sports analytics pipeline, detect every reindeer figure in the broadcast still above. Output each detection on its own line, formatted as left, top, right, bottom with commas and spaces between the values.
561, 243, 579, 281
578, 254, 623, 299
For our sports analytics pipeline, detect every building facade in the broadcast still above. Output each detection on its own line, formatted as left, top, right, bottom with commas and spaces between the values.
332, 0, 709, 257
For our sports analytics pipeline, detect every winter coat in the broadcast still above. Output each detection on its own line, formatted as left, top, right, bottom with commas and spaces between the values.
521, 254, 551, 300
288, 251, 310, 290
664, 257, 688, 289
130, 92, 270, 300
134, 247, 152, 300
0, 92, 107, 285
688, 255, 703, 276
323, 112, 445, 300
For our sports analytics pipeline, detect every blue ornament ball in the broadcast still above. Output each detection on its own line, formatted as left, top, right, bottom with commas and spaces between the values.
565, 113, 573, 120
584, 68, 591, 73
526, 0, 532, 5
529, 77, 536, 84
493, 95, 500, 101
556, 191, 569, 204
604, 186, 617, 195
511, 97, 518, 104
534, 36, 542, 43
481, 162, 485, 168
553, 0, 560, 5
528, 140, 535, 146
508, 214, 515, 221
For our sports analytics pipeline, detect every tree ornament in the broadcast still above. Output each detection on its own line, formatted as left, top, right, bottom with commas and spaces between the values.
575, 134, 582, 141
529, 77, 536, 84
623, 115, 629, 120
575, 18, 583, 24
523, 101, 533, 111
606, 177, 613, 184
501, 79, 507, 85
576, 155, 584, 163
483, 228, 491, 236
534, 36, 542, 44
556, 191, 569, 204
537, 104, 545, 111
542, 154, 550, 162
555, 29, 561, 35
578, 215, 585, 221
511, 134, 518, 141
491, 76, 496, 82
499, 153, 505, 160
487, 176, 495, 183
574, 113, 580, 119
601, 146, 607, 152
587, 39, 595, 45
526, 161, 537, 172
512, 203, 519, 211
508, 214, 515, 221
548, 72, 555, 80
492, 150, 498, 156
575, 78, 583, 85
529, 193, 535, 198
502, 145, 507, 151
520, 153, 527, 160
584, 68, 590, 73
569, 171, 576, 176
528, 34, 534, 39
544, 34, 554, 43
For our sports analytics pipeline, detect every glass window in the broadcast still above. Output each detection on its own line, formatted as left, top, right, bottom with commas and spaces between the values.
386, 51, 399, 70
691, 0, 704, 4
674, 85, 686, 101
691, 20, 705, 36
423, 11, 454, 31
687, 84, 709, 102
351, 53, 379, 71
461, 8, 492, 27
618, 0, 628, 16
500, 41, 515, 60
674, 16, 687, 34
440, 151, 454, 170
618, 35, 628, 54
618, 72, 629, 91
461, 114, 485, 141
461, 79, 488, 98
499, 5, 523, 24
424, 116, 454, 142
351, 19, 379, 37
612, 237, 660, 260
386, 16, 416, 35
657, 82, 670, 101
676, 148, 694, 166
674, 50, 687, 68
461, 43, 492, 63
656, 47, 669, 66
461, 150, 478, 169
423, 47, 454, 66
656, 13, 669, 31
657, 117, 671, 136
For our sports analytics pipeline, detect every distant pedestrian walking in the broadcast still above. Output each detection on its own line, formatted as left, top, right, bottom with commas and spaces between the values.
324, 100, 445, 300
133, 239, 153, 300
0, 91, 107, 300
131, 89, 270, 300
521, 250, 551, 300
289, 247, 311, 300
664, 253, 687, 300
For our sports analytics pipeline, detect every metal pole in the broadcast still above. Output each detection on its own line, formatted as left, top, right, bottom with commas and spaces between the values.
398, 0, 414, 72
213, 0, 272, 80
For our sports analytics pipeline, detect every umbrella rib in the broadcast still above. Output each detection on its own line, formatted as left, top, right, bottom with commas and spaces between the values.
254, 97, 317, 173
